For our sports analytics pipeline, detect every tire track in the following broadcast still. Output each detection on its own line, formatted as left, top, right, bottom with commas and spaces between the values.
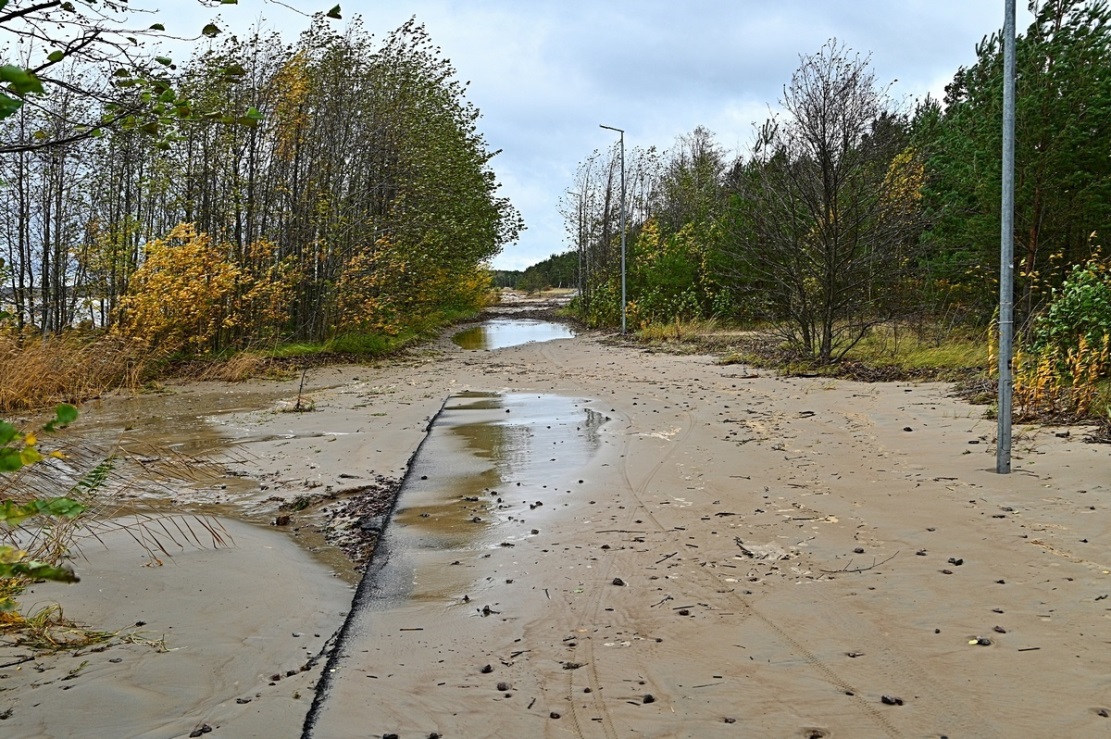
564, 404, 694, 739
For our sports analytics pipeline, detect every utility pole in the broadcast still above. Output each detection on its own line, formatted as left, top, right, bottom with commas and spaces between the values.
599, 124, 626, 333
997, 0, 1016, 473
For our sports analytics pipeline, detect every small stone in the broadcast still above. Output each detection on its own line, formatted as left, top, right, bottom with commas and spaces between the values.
724, 717, 736, 724
236, 697, 252, 704
612, 577, 626, 586
497, 681, 510, 691
109, 657, 122, 663
940, 569, 953, 575
643, 694, 656, 704
881, 695, 904, 706
903, 427, 913, 432
678, 609, 690, 616
947, 557, 964, 566
480, 664, 493, 674
853, 547, 865, 554
993, 626, 1007, 634
550, 712, 561, 719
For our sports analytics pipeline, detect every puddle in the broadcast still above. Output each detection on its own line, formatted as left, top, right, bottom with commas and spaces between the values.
451, 319, 574, 350
374, 392, 607, 603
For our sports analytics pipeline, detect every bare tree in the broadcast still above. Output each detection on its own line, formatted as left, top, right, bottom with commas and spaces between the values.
724, 40, 920, 361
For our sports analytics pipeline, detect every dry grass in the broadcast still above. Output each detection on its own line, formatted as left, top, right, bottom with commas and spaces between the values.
1008, 335, 1111, 422
0, 333, 153, 413
191, 351, 271, 382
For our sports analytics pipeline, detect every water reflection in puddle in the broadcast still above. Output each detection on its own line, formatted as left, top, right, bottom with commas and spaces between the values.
452, 319, 574, 351
378, 391, 606, 603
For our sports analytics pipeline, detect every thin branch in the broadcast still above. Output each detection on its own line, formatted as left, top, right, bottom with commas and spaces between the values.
820, 550, 899, 574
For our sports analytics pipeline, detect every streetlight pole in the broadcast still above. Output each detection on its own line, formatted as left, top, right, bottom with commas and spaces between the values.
997, 0, 1016, 473
600, 124, 627, 335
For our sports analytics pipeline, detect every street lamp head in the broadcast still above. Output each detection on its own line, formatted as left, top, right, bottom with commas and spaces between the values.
599, 124, 624, 134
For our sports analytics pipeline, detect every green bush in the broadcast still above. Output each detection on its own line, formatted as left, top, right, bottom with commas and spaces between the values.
1033, 257, 1111, 357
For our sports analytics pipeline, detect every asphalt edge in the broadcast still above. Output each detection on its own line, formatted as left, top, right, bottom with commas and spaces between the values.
301, 395, 451, 738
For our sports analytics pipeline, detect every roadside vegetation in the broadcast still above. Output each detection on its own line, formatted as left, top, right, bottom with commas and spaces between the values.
0, 1, 516, 634
557, 0, 1111, 428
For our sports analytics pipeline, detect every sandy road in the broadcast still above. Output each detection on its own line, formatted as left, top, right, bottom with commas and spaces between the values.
3, 328, 1110, 738
301, 333, 1111, 738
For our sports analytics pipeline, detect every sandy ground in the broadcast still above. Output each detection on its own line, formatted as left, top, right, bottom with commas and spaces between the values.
3, 317, 1111, 738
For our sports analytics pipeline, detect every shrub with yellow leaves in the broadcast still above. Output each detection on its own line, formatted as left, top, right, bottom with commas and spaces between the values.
116, 223, 240, 354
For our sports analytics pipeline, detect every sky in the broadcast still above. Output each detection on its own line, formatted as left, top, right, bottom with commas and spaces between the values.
157, 1, 1035, 271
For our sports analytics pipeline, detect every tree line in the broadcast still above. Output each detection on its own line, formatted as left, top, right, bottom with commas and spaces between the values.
0, 6, 521, 353
562, 0, 1111, 364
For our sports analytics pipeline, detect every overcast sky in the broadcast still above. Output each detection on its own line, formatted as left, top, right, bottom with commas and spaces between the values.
166, 1, 1034, 271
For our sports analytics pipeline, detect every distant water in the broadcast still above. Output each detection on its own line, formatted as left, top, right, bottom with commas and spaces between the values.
451, 319, 574, 350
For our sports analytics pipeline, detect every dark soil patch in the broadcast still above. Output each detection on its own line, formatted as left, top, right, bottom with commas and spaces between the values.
269, 475, 403, 566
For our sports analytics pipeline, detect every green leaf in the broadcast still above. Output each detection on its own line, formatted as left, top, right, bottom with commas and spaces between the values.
223, 63, 247, 77
0, 422, 17, 447
220, 0, 238, 3
150, 23, 166, 31
155, 56, 173, 67
43, 403, 78, 432
0, 92, 21, 119
237, 116, 259, 128
19, 447, 42, 466
0, 448, 23, 472
0, 66, 44, 95
327, 4, 341, 19
245, 106, 262, 120
55, 404, 78, 426
202, 23, 221, 38
47, 50, 65, 63
39, 497, 84, 518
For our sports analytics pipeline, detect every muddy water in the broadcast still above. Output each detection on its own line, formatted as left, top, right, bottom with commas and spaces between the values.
452, 318, 574, 350
378, 391, 605, 603
60, 381, 341, 508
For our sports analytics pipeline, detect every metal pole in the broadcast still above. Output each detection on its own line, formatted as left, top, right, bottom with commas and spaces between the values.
997, 0, 1016, 474
600, 124, 627, 334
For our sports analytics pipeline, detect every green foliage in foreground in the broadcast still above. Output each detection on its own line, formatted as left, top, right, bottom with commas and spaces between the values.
1, 405, 85, 612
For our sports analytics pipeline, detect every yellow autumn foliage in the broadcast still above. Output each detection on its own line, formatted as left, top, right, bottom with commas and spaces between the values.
883, 146, 925, 213
117, 224, 240, 354
271, 51, 311, 163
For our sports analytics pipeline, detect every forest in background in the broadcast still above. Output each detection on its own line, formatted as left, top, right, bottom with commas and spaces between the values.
0, 5, 521, 357
561, 0, 1111, 404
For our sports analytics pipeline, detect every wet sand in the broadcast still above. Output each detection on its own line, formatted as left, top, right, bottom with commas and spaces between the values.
4, 326, 1111, 737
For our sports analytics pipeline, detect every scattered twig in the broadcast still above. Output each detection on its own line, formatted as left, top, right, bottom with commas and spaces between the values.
819, 551, 900, 574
